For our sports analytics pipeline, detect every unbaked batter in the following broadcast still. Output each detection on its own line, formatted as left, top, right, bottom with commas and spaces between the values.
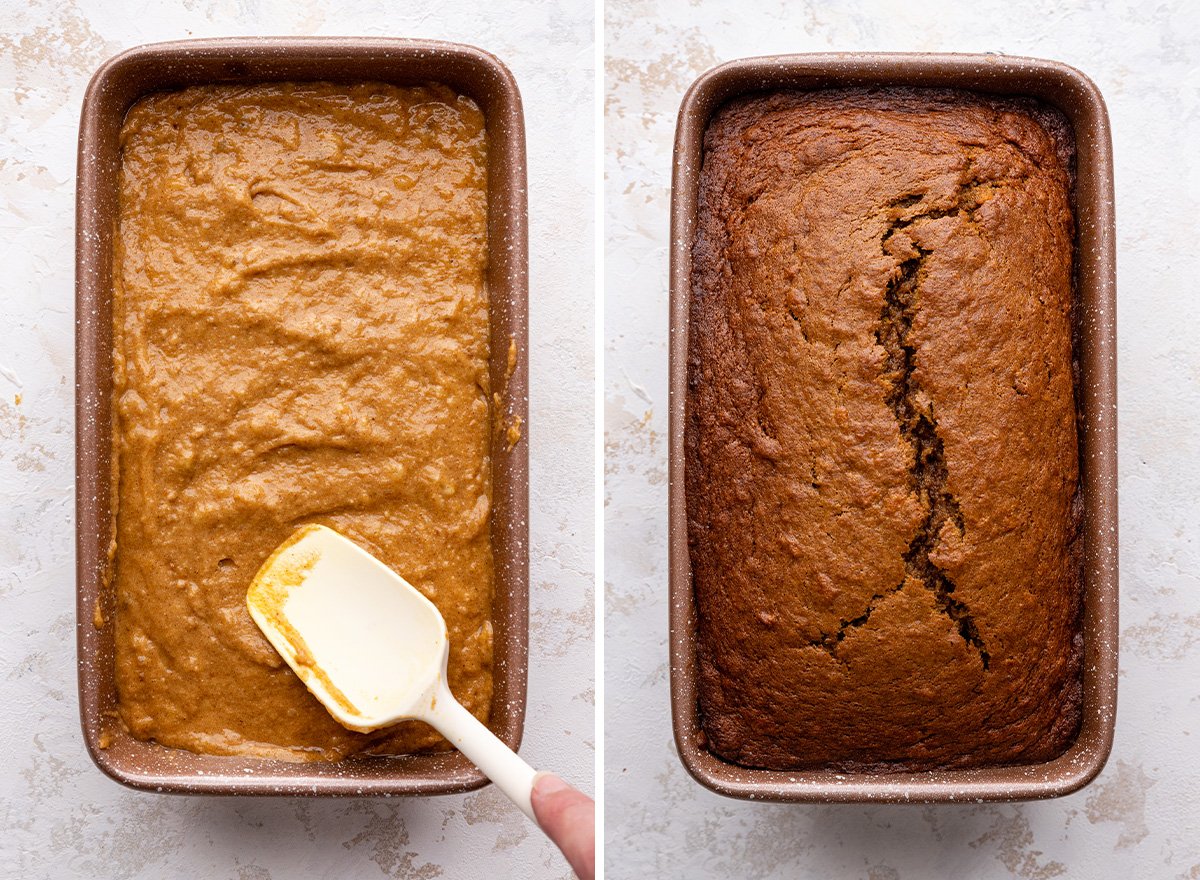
111, 82, 493, 761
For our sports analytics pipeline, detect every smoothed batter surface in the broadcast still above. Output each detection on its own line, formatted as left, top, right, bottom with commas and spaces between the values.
112, 82, 493, 761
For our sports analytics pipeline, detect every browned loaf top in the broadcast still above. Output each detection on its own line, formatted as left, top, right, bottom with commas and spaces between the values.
686, 88, 1082, 771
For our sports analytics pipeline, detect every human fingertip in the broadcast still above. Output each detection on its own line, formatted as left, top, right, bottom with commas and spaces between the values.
533, 772, 571, 797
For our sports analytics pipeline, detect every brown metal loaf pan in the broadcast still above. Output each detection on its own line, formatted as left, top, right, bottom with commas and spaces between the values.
76, 38, 528, 796
668, 53, 1117, 803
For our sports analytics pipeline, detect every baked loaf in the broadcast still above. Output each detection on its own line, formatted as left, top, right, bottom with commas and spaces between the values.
686, 88, 1082, 771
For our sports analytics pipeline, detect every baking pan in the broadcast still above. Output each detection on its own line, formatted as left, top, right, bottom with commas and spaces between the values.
668, 53, 1117, 803
76, 38, 528, 796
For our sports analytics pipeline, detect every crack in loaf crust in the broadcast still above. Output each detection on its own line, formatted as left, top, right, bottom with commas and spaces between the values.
686, 88, 1083, 771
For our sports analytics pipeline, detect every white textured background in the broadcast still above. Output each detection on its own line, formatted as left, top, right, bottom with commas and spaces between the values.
0, 1, 594, 878
605, 0, 1200, 877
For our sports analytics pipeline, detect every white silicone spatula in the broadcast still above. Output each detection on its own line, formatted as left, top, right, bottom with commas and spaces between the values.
246, 523, 538, 821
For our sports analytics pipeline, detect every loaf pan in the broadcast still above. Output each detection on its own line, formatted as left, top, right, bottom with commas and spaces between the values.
668, 53, 1117, 803
76, 38, 528, 796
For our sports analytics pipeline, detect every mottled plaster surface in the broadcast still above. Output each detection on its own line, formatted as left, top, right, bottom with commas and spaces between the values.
0, 1, 594, 877
604, 0, 1200, 876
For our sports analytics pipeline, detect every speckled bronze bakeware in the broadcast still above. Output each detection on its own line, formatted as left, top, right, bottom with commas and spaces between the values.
76, 38, 529, 796
668, 53, 1117, 803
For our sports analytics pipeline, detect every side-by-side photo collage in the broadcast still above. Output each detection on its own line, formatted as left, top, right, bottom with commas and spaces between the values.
0, 0, 1193, 878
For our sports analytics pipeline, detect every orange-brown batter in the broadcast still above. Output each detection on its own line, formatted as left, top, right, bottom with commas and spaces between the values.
111, 82, 493, 761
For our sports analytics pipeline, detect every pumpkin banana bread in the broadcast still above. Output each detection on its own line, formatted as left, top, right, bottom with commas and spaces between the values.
686, 88, 1082, 770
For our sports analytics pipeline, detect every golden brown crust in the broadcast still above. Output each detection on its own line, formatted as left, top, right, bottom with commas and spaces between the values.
687, 88, 1081, 771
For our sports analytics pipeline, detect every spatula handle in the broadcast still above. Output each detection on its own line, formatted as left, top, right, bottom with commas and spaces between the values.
423, 684, 537, 822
